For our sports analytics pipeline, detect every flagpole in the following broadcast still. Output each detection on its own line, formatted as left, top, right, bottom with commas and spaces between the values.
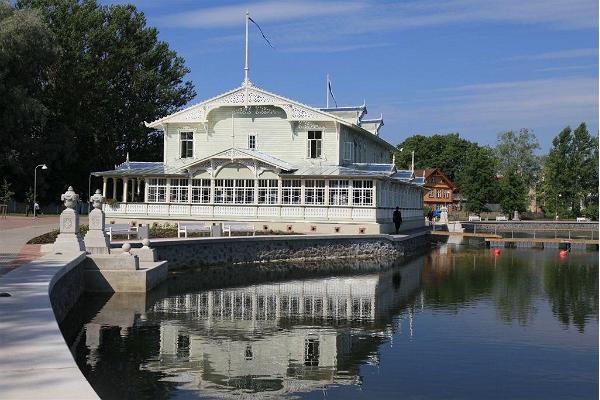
244, 10, 249, 85
326, 74, 329, 108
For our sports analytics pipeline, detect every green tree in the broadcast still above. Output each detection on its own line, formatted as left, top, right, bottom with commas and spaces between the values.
541, 123, 598, 218
0, 179, 15, 205
394, 133, 479, 183
495, 128, 541, 187
0, 1, 56, 188
7, 0, 196, 203
498, 166, 528, 217
457, 146, 498, 213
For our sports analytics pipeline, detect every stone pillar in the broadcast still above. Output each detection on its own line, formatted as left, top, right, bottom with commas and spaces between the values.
53, 186, 85, 254
102, 178, 107, 197
439, 206, 449, 224
123, 178, 128, 203
84, 189, 111, 254
112, 178, 117, 200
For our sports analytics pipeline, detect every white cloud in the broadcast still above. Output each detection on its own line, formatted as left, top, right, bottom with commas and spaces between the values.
507, 48, 598, 61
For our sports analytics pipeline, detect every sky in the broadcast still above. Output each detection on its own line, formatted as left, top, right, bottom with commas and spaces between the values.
103, 0, 598, 150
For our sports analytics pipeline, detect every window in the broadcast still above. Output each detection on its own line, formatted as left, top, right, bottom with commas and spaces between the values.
147, 178, 167, 202
304, 338, 320, 366
180, 131, 194, 158
258, 179, 278, 204
305, 180, 325, 205
248, 134, 256, 150
214, 179, 254, 204
282, 179, 301, 204
170, 178, 189, 203
191, 179, 211, 203
428, 189, 435, 198
307, 131, 322, 159
353, 180, 373, 206
343, 142, 353, 161
329, 180, 349, 205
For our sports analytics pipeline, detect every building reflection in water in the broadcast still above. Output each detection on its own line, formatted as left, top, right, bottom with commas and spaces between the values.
77, 258, 424, 397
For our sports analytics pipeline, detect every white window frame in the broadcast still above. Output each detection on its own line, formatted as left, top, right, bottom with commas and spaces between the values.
305, 180, 325, 205
214, 179, 254, 204
328, 180, 349, 206
352, 180, 374, 206
307, 130, 322, 159
147, 178, 167, 203
248, 133, 257, 150
282, 179, 302, 204
179, 130, 194, 159
169, 178, 189, 203
258, 179, 278, 204
191, 179, 211, 203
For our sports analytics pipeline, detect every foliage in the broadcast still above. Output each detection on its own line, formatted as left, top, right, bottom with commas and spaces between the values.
394, 133, 479, 183
24, 187, 34, 206
27, 224, 89, 244
540, 123, 598, 218
498, 166, 528, 217
0, 179, 15, 205
495, 129, 541, 187
456, 146, 498, 213
149, 222, 178, 238
2, 0, 195, 204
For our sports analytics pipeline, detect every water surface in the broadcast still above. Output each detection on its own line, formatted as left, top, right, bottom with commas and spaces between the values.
63, 244, 598, 399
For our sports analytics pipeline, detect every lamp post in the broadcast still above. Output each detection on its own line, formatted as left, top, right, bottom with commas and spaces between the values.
33, 164, 48, 218
555, 193, 562, 220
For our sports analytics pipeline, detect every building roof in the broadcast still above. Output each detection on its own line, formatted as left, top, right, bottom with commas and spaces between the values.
414, 168, 456, 189
92, 161, 186, 177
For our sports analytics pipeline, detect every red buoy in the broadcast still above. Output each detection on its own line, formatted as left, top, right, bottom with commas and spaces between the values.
559, 250, 568, 257
494, 248, 501, 256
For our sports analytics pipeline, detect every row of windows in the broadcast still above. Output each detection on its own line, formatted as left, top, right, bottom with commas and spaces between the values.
147, 178, 373, 206
428, 189, 451, 199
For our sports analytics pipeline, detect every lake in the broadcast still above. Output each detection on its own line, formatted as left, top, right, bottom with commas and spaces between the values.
61, 242, 599, 399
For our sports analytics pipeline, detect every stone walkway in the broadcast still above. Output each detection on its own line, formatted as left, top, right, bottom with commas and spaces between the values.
0, 216, 87, 276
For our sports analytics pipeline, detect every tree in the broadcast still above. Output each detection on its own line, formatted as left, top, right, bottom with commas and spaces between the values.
457, 146, 498, 213
0, 179, 15, 205
0, 1, 56, 190
5, 0, 196, 204
499, 166, 528, 217
495, 129, 541, 187
541, 123, 598, 218
394, 133, 479, 183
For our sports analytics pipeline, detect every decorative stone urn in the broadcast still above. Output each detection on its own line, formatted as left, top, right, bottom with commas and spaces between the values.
84, 189, 111, 254
438, 206, 449, 225
53, 186, 85, 254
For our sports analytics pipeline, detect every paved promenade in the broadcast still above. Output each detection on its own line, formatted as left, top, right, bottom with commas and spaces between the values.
0, 216, 85, 276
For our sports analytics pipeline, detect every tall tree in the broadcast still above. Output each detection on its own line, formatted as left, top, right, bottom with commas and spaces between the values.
0, 1, 56, 195
498, 166, 528, 217
457, 146, 498, 213
394, 133, 479, 183
495, 129, 541, 187
541, 123, 598, 218
10, 0, 196, 203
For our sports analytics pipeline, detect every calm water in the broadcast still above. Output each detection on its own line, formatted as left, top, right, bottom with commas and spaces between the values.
62, 243, 599, 399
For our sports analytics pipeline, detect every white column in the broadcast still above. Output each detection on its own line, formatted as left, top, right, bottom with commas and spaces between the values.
348, 180, 353, 207
102, 177, 107, 197
122, 178, 128, 203
144, 179, 149, 203
112, 178, 117, 200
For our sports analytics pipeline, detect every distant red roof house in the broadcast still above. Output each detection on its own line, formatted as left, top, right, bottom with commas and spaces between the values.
414, 168, 459, 210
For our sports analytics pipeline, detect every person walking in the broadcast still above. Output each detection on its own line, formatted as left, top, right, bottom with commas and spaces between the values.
393, 207, 403, 234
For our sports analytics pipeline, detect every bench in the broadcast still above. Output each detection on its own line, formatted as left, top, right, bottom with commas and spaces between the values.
495, 216, 508, 221
222, 222, 255, 236
576, 217, 590, 222
468, 215, 481, 221
105, 223, 138, 241
177, 222, 211, 238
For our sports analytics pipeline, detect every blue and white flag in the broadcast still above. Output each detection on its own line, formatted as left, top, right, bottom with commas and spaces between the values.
328, 79, 338, 107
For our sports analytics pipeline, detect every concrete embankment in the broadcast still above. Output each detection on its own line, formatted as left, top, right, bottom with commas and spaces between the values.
0, 252, 99, 400
147, 231, 430, 270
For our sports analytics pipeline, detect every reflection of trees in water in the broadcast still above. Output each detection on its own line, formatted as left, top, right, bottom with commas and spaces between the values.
543, 261, 599, 333
422, 249, 598, 330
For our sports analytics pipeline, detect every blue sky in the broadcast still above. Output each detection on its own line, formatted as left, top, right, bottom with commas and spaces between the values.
105, 0, 598, 150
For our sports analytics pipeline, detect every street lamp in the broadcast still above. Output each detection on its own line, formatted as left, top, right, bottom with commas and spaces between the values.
33, 164, 48, 218
555, 193, 562, 220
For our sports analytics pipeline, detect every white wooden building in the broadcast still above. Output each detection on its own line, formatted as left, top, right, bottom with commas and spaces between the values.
93, 81, 425, 234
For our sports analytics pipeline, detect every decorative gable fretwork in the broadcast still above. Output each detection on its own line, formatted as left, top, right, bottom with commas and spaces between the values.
149, 85, 336, 126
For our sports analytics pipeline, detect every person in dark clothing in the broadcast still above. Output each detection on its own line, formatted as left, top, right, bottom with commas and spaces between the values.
393, 207, 403, 234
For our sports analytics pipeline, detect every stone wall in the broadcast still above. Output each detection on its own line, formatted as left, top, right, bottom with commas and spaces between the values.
463, 221, 598, 233
149, 232, 430, 271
